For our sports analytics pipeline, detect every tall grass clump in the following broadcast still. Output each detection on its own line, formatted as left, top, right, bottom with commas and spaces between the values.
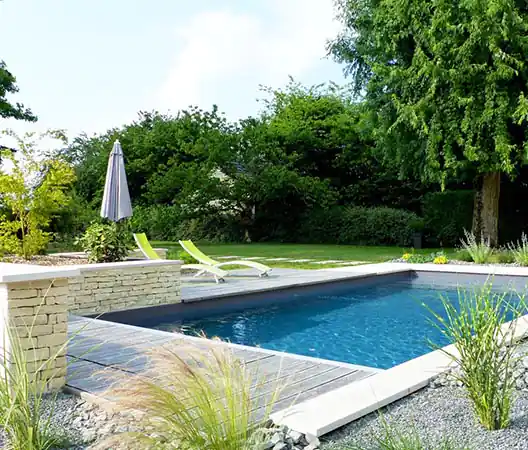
460, 230, 493, 264
102, 341, 283, 449
0, 320, 70, 449
428, 283, 526, 430
508, 233, 528, 266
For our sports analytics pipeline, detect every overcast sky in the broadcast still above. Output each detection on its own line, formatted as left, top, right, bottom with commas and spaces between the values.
1, 0, 346, 140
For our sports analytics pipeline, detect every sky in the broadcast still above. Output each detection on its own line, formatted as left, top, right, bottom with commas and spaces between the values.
1, 0, 347, 140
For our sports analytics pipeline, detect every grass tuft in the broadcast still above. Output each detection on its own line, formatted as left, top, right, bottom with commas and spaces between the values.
101, 341, 282, 449
0, 305, 72, 448
508, 233, 528, 266
427, 282, 526, 430
460, 230, 493, 264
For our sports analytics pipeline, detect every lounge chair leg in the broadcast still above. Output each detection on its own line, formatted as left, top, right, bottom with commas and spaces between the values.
194, 270, 206, 278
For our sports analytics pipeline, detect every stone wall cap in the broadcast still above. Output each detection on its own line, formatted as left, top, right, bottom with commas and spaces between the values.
0, 263, 81, 283
74, 259, 183, 272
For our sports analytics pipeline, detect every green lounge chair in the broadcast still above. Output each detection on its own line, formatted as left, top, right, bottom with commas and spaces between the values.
133, 233, 227, 283
179, 240, 272, 277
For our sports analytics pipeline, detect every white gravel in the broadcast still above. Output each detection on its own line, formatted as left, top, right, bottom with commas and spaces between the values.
321, 386, 528, 450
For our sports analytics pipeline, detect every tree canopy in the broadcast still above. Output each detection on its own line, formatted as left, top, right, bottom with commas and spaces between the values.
0, 60, 36, 123
330, 0, 528, 244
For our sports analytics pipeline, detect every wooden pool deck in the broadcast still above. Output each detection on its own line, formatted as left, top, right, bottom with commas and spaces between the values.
66, 315, 380, 415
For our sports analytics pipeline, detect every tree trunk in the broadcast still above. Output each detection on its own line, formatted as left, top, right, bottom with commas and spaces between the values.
472, 172, 500, 246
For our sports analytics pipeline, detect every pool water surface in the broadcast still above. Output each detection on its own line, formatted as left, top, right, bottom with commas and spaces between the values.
153, 280, 491, 369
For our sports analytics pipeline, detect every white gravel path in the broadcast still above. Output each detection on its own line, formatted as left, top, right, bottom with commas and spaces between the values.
321, 386, 528, 450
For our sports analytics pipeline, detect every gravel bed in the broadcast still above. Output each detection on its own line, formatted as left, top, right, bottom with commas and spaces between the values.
1, 255, 89, 265
321, 386, 528, 450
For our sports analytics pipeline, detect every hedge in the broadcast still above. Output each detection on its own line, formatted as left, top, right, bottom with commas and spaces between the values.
300, 206, 420, 246
422, 190, 474, 247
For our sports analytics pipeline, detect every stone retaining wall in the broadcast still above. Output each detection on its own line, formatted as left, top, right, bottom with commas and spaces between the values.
0, 277, 70, 391
68, 260, 182, 315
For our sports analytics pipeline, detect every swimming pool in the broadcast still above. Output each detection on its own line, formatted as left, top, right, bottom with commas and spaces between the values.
102, 271, 528, 370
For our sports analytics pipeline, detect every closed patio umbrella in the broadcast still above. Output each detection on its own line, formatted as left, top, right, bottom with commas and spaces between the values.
100, 140, 132, 222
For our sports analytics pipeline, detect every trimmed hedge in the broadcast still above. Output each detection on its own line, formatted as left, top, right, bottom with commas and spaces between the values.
422, 190, 474, 247
300, 206, 420, 246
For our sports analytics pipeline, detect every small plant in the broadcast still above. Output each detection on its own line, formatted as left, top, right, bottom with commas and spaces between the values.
402, 252, 412, 261
427, 283, 526, 430
460, 229, 493, 264
433, 253, 448, 264
508, 233, 528, 266
76, 222, 133, 263
167, 248, 197, 264
101, 342, 282, 449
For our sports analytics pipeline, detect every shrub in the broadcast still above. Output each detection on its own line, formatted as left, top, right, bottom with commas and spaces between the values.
460, 230, 493, 264
433, 253, 448, 264
454, 249, 473, 262
168, 248, 197, 264
101, 342, 281, 449
508, 233, 528, 266
0, 130, 76, 259
132, 205, 244, 243
427, 283, 526, 430
423, 190, 474, 246
301, 206, 420, 246
76, 222, 133, 263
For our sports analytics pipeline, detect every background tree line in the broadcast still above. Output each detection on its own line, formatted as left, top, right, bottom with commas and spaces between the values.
6, 0, 528, 249
53, 80, 528, 248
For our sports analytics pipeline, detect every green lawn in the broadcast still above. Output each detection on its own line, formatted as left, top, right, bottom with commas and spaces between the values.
154, 241, 456, 264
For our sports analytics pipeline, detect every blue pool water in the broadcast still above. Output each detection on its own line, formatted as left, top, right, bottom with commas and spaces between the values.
153, 278, 523, 369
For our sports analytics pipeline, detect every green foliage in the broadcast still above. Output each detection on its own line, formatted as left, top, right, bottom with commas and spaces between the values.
49, 190, 99, 240
132, 205, 244, 243
454, 249, 473, 262
0, 130, 75, 259
460, 230, 493, 264
426, 283, 525, 430
402, 251, 447, 264
301, 206, 420, 246
507, 233, 528, 266
102, 343, 280, 449
168, 249, 197, 264
496, 249, 515, 264
76, 222, 133, 263
423, 191, 474, 247
0, 61, 36, 122
331, 0, 528, 182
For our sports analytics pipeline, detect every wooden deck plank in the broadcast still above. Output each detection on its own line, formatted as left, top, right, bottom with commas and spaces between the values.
66, 316, 377, 415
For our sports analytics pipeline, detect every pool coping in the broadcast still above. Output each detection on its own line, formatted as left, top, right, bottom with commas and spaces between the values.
269, 262, 528, 438
182, 265, 414, 303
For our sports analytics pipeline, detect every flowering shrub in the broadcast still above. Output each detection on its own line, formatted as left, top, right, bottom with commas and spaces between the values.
433, 254, 448, 264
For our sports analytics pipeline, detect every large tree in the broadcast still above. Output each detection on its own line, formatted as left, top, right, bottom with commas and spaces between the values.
0, 60, 36, 122
330, 0, 528, 245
